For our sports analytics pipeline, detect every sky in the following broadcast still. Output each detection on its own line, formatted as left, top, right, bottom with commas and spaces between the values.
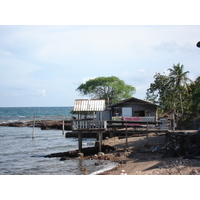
0, 25, 200, 107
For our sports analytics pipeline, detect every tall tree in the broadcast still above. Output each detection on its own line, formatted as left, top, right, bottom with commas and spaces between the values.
146, 63, 192, 115
146, 72, 172, 111
76, 76, 136, 105
168, 63, 192, 114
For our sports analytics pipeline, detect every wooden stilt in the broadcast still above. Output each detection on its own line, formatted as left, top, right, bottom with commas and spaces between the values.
78, 132, 82, 152
146, 122, 149, 145
99, 132, 102, 152
125, 125, 128, 149
62, 120, 65, 135
32, 114, 35, 140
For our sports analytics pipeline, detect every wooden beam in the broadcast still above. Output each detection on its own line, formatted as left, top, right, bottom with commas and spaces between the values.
78, 132, 82, 152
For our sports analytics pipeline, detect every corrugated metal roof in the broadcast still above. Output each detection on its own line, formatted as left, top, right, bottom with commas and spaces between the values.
73, 99, 106, 111
108, 97, 158, 108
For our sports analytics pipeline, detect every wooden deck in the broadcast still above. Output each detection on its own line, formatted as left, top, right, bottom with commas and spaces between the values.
70, 119, 171, 153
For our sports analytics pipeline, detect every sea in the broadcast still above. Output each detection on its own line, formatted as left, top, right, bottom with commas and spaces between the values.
0, 107, 117, 175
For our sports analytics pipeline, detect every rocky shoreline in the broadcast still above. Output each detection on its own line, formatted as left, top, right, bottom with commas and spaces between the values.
2, 119, 200, 175
0, 120, 72, 130
46, 131, 200, 175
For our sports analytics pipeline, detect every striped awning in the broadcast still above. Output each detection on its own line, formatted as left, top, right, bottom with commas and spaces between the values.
73, 99, 106, 112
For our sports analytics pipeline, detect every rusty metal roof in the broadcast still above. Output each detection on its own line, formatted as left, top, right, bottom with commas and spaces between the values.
73, 99, 106, 111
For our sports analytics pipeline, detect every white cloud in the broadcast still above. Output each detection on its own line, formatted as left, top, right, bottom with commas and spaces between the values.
37, 89, 47, 97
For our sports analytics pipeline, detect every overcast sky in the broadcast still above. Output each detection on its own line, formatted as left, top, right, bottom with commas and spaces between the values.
0, 25, 200, 107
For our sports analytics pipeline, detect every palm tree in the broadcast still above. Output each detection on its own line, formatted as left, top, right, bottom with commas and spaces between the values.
168, 63, 192, 114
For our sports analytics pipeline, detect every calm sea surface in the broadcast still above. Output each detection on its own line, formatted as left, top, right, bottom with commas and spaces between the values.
0, 107, 117, 175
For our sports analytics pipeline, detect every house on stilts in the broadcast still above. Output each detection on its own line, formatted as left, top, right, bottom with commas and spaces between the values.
70, 98, 171, 153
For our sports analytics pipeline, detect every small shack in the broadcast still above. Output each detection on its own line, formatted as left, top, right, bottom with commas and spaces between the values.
73, 99, 106, 120
72, 99, 106, 152
107, 97, 158, 121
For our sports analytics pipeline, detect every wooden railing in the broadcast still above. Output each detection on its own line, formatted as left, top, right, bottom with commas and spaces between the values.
106, 120, 159, 129
72, 120, 106, 130
72, 119, 171, 130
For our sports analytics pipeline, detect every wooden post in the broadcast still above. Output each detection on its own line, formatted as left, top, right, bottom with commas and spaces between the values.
104, 121, 107, 130
99, 132, 102, 152
62, 120, 65, 135
78, 132, 82, 152
146, 121, 149, 145
32, 114, 36, 140
125, 123, 128, 149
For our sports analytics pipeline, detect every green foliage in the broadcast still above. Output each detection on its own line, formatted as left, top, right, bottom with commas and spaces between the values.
146, 63, 200, 128
146, 63, 193, 115
190, 76, 200, 118
76, 76, 136, 105
146, 72, 172, 111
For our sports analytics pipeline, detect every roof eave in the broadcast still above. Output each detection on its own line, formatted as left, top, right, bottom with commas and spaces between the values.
107, 97, 158, 108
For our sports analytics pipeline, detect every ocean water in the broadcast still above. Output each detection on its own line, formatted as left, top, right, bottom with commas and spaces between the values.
0, 106, 74, 123
0, 107, 117, 175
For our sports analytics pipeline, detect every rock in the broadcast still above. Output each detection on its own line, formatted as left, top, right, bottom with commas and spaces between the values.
98, 152, 104, 157
45, 145, 115, 158
115, 152, 121, 157
119, 160, 127, 164
124, 147, 131, 152
77, 153, 84, 158
60, 157, 69, 161
189, 169, 199, 175
164, 132, 200, 158
0, 120, 72, 130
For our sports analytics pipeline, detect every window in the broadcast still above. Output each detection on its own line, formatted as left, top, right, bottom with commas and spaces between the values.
135, 110, 150, 117
139, 110, 145, 116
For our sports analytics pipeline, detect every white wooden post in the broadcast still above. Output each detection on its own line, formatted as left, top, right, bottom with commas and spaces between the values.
62, 120, 65, 134
104, 121, 107, 129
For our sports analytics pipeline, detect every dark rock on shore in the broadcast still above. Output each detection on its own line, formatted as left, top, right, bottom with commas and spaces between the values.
3, 121, 26, 127
60, 157, 70, 161
0, 120, 72, 130
40, 120, 72, 130
44, 145, 116, 160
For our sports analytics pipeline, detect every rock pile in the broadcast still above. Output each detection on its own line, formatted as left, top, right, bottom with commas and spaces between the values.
163, 131, 200, 158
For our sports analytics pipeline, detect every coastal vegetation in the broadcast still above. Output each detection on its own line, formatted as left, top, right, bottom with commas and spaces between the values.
74, 66, 199, 129
146, 63, 200, 129
76, 76, 136, 106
